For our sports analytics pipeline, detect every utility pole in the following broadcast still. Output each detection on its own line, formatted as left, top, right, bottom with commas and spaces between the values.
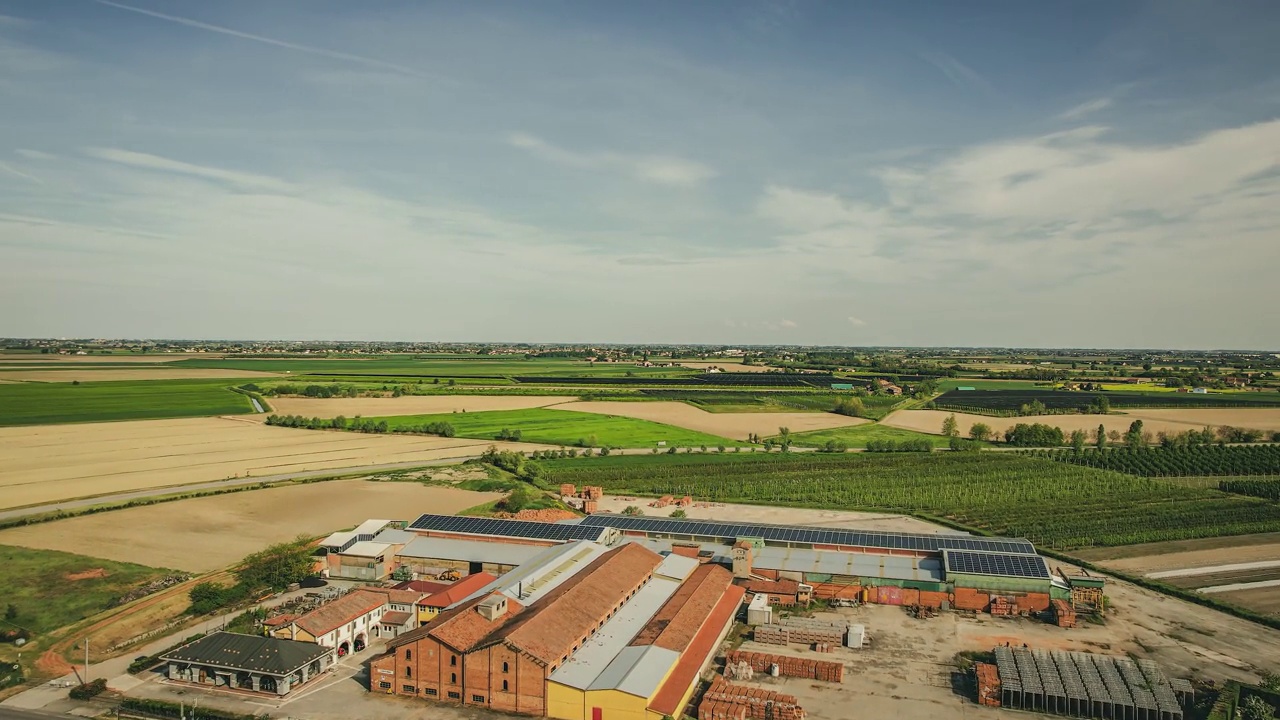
83, 636, 90, 682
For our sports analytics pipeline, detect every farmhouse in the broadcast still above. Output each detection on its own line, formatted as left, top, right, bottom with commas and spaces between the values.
271, 587, 424, 654
161, 632, 334, 696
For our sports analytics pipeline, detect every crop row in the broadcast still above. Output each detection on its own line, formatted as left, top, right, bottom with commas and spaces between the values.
539, 453, 1280, 549
1032, 444, 1280, 477
1218, 479, 1280, 501
933, 389, 1280, 413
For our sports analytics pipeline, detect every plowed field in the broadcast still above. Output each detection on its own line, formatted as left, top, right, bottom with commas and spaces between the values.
546, 400, 867, 441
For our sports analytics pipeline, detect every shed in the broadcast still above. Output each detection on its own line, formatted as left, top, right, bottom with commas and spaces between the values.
746, 593, 773, 626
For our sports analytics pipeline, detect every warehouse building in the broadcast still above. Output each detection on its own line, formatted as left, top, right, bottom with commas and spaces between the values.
161, 632, 334, 697
397, 535, 546, 577
406, 514, 618, 547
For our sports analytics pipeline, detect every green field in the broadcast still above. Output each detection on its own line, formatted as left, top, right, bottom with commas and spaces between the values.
785, 423, 958, 449
0, 545, 172, 635
370, 408, 733, 448
174, 356, 700, 378
936, 379, 1052, 390
0, 379, 256, 426
539, 453, 1280, 549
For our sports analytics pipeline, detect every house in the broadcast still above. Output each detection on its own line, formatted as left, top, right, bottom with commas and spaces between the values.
161, 632, 334, 697
875, 379, 903, 396
271, 588, 404, 655
417, 572, 499, 625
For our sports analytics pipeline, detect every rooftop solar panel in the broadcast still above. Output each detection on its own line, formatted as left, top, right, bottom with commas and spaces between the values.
409, 514, 607, 542
943, 550, 1050, 579
578, 515, 1036, 555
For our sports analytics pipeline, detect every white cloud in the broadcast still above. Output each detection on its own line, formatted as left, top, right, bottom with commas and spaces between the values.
15, 149, 55, 160
779, 319, 797, 328
83, 147, 296, 192
506, 132, 715, 187
1058, 97, 1112, 121
0, 162, 42, 185
919, 51, 998, 97
847, 316, 866, 326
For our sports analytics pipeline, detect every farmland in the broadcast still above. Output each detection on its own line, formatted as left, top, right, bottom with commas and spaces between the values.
784, 423, 957, 449
369, 407, 735, 447
0, 417, 550, 510
0, 379, 257, 426
882, 408, 1280, 440
1037, 445, 1280, 477
173, 356, 700, 378
539, 452, 1280, 549
541, 401, 864, 441
0, 368, 279, 382
266, 394, 575, 417
932, 388, 1280, 414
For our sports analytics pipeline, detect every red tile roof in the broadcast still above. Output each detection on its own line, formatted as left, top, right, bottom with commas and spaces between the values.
744, 578, 801, 596
649, 583, 745, 717
632, 564, 734, 651
379, 611, 414, 626
294, 589, 389, 637
428, 593, 523, 653
418, 573, 498, 609
392, 579, 449, 594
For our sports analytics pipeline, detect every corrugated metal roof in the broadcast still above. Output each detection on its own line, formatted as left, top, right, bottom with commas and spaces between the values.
371, 528, 416, 545
752, 546, 945, 582
591, 645, 680, 697
548, 575, 682, 691
654, 553, 699, 581
341, 541, 391, 558
476, 541, 611, 606
398, 536, 545, 567
320, 531, 355, 549
353, 519, 392, 537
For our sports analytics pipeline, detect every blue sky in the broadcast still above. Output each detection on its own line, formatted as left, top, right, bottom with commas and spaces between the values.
1, 1, 1277, 348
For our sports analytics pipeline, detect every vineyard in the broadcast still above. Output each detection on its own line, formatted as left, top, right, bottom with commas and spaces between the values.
1218, 479, 1280, 501
932, 389, 1280, 415
540, 453, 1280, 550
1034, 444, 1280, 477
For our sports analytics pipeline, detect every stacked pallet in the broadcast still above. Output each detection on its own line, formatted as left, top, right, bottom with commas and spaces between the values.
754, 625, 788, 645
702, 680, 806, 720
698, 700, 749, 720
755, 618, 845, 646
559, 483, 576, 497
990, 597, 1015, 617
726, 651, 845, 683
1052, 599, 1076, 628
953, 587, 990, 612
975, 662, 1001, 707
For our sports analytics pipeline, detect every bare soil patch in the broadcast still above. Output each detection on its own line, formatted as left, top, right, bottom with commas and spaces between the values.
0, 480, 501, 572
883, 408, 1280, 438
65, 568, 109, 581
1169, 568, 1280, 591
266, 394, 575, 417
0, 417, 551, 510
0, 368, 278, 382
1071, 532, 1280, 563
1215, 587, 1280, 616
547, 400, 867, 441
593, 495, 944, 535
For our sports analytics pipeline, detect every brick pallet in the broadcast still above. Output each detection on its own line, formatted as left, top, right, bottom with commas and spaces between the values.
698, 700, 749, 720
755, 619, 845, 646
702, 680, 806, 720
975, 662, 1002, 707
1052, 599, 1077, 628
726, 650, 845, 683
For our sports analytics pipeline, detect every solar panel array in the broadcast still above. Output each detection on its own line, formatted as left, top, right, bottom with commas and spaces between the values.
943, 549, 1050, 579
579, 515, 1036, 555
408, 514, 608, 542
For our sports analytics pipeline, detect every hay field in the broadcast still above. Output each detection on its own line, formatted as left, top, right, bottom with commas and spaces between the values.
0, 417, 550, 510
547, 400, 867, 441
0, 368, 278, 382
676, 361, 772, 372
267, 394, 575, 417
0, 481, 501, 572
882, 408, 1280, 438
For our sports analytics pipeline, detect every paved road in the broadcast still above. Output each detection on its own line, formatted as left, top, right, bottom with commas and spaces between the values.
0, 708, 72, 720
0, 457, 481, 522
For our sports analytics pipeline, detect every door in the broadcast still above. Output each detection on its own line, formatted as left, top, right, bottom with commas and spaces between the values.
592, 708, 602, 720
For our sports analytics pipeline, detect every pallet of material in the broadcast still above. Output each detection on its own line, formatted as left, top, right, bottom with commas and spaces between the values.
703, 680, 806, 720
1051, 599, 1077, 628
725, 650, 845, 683
975, 662, 1002, 707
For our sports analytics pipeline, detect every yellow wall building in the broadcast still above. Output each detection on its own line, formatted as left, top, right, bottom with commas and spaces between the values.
546, 645, 680, 720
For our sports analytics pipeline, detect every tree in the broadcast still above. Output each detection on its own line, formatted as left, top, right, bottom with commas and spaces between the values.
1242, 695, 1277, 720
621, 506, 644, 516
670, 509, 687, 518
1070, 429, 1087, 453
833, 398, 865, 418
1094, 424, 1107, 449
1125, 420, 1145, 449
4, 603, 16, 621
1260, 670, 1280, 693
777, 427, 792, 443
235, 537, 317, 592
968, 423, 992, 442
942, 414, 959, 438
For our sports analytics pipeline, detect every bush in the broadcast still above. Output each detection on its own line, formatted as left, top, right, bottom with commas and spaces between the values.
1005, 423, 1065, 447
818, 439, 848, 453
69, 678, 107, 700
866, 439, 933, 452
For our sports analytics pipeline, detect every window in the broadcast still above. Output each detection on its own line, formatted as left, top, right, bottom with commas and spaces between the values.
447, 691, 461, 700
402, 684, 415, 693
472, 695, 485, 703
405, 649, 412, 661
502, 680, 509, 692
502, 661, 509, 674
424, 688, 438, 697
450, 655, 457, 667
378, 681, 392, 690
405, 667, 412, 678
450, 673, 457, 684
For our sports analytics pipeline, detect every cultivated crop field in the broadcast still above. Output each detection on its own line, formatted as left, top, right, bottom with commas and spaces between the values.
540, 453, 1280, 549
785, 423, 956, 449
0, 368, 279, 382
883, 408, 1280, 440
0, 480, 500, 572
266, 394, 576, 417
370, 407, 735, 447
0, 417, 549, 509
173, 356, 700, 378
1037, 445, 1280, 477
0, 378, 257, 426
544, 401, 864, 441
933, 388, 1280, 413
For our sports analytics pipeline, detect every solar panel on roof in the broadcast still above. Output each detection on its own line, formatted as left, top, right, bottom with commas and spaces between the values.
578, 515, 1037, 555
408, 514, 606, 542
943, 550, 1050, 579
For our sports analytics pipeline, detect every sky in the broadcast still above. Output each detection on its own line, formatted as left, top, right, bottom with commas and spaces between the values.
1, 1, 1278, 349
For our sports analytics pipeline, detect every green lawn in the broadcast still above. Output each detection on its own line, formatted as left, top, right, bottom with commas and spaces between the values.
0, 545, 172, 635
0, 379, 256, 426
785, 423, 958, 449
371, 408, 733, 448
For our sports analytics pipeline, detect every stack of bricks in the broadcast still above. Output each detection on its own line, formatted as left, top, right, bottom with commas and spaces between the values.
778, 617, 846, 645
581, 486, 603, 500
990, 596, 1015, 617
653, 495, 674, 508
1015, 592, 1052, 614
975, 663, 1001, 707
702, 680, 806, 720
725, 651, 845, 683
753, 625, 788, 645
560, 483, 576, 497
953, 587, 990, 612
698, 700, 749, 720
1051, 599, 1076, 628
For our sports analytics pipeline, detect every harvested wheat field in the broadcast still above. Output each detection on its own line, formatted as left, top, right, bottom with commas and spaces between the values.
0, 353, 210, 363
882, 408, 1280, 439
0, 417, 551, 510
546, 400, 867, 441
0, 368, 279, 382
0, 481, 500, 572
676, 361, 773, 372
266, 394, 575, 417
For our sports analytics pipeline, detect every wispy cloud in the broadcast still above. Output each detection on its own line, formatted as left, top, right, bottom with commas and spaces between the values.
507, 132, 716, 187
920, 51, 998, 97
83, 147, 295, 192
847, 316, 866, 326
0, 162, 42, 185
15, 149, 55, 160
91, 0, 442, 81
1058, 97, 1112, 121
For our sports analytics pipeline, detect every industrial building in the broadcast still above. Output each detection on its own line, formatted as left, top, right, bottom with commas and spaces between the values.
369, 541, 743, 720
161, 632, 334, 697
